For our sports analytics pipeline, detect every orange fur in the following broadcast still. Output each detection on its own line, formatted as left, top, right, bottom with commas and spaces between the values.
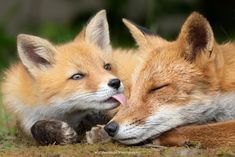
111, 48, 140, 97
156, 120, 235, 148
1, 10, 135, 140
109, 12, 235, 147
2, 40, 116, 109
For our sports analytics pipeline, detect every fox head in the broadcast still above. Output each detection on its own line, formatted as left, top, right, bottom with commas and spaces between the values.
16, 10, 125, 111
104, 12, 225, 144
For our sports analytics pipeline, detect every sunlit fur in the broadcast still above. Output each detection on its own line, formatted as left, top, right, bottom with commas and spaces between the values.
155, 119, 235, 148
111, 48, 140, 97
1, 10, 125, 137
111, 12, 235, 145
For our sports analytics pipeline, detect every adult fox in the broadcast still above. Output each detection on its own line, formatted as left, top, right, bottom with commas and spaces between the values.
103, 12, 235, 148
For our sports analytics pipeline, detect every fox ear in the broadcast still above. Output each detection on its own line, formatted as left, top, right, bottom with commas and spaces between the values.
178, 12, 214, 61
82, 10, 111, 51
17, 34, 56, 77
122, 18, 153, 49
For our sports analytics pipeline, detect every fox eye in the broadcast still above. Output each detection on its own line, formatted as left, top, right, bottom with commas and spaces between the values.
70, 73, 85, 80
148, 83, 169, 94
104, 63, 111, 71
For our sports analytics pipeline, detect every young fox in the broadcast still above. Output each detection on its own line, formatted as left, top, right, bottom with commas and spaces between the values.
103, 12, 235, 148
1, 10, 127, 145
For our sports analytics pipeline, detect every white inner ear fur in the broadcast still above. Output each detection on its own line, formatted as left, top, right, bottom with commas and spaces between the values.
85, 10, 111, 51
17, 34, 56, 76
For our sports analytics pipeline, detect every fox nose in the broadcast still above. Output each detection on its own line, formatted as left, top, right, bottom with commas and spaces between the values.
108, 78, 121, 90
104, 121, 119, 137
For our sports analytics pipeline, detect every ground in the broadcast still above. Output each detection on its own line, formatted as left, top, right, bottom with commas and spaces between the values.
1, 138, 235, 157
1, 127, 235, 157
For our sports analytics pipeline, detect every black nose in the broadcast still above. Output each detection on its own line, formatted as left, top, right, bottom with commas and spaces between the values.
104, 121, 119, 137
108, 78, 121, 89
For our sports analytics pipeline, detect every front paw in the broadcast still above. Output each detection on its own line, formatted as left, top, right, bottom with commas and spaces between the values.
86, 125, 111, 144
31, 120, 78, 145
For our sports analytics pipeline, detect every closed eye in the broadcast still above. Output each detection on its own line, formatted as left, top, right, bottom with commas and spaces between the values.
148, 83, 170, 94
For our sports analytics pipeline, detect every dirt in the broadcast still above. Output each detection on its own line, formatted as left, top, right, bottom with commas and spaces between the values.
1, 135, 235, 157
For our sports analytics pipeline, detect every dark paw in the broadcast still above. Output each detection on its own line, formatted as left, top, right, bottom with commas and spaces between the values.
31, 120, 78, 145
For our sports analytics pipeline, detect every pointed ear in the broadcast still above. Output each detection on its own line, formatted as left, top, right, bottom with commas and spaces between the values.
122, 18, 153, 49
17, 34, 56, 77
83, 10, 111, 51
178, 12, 214, 61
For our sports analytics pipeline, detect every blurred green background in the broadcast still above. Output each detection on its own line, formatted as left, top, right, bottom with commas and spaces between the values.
1, 0, 235, 137
1, 0, 235, 72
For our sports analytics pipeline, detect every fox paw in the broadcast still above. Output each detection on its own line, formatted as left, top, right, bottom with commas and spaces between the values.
31, 120, 78, 145
86, 125, 111, 144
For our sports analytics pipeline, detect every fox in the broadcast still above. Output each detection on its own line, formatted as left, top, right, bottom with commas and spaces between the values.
1, 10, 129, 145
101, 12, 235, 148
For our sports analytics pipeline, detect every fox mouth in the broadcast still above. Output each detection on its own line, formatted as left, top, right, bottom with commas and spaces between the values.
118, 137, 137, 142
101, 93, 127, 105
102, 97, 119, 103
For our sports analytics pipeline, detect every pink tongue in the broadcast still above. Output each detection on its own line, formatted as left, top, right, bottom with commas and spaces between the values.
112, 93, 127, 105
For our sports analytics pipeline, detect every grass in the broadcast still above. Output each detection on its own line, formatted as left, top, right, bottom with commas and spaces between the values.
1, 142, 235, 157
0, 79, 18, 151
0, 92, 15, 136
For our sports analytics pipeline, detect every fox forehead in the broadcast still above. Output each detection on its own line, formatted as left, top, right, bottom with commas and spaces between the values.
135, 43, 201, 85
56, 42, 106, 65
53, 41, 110, 74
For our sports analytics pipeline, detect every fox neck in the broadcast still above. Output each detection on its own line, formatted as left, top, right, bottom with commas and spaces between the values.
2, 64, 39, 108
181, 92, 235, 124
177, 42, 235, 125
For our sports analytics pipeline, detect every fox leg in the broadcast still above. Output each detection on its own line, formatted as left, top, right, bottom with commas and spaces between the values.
31, 120, 78, 145
154, 120, 235, 148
